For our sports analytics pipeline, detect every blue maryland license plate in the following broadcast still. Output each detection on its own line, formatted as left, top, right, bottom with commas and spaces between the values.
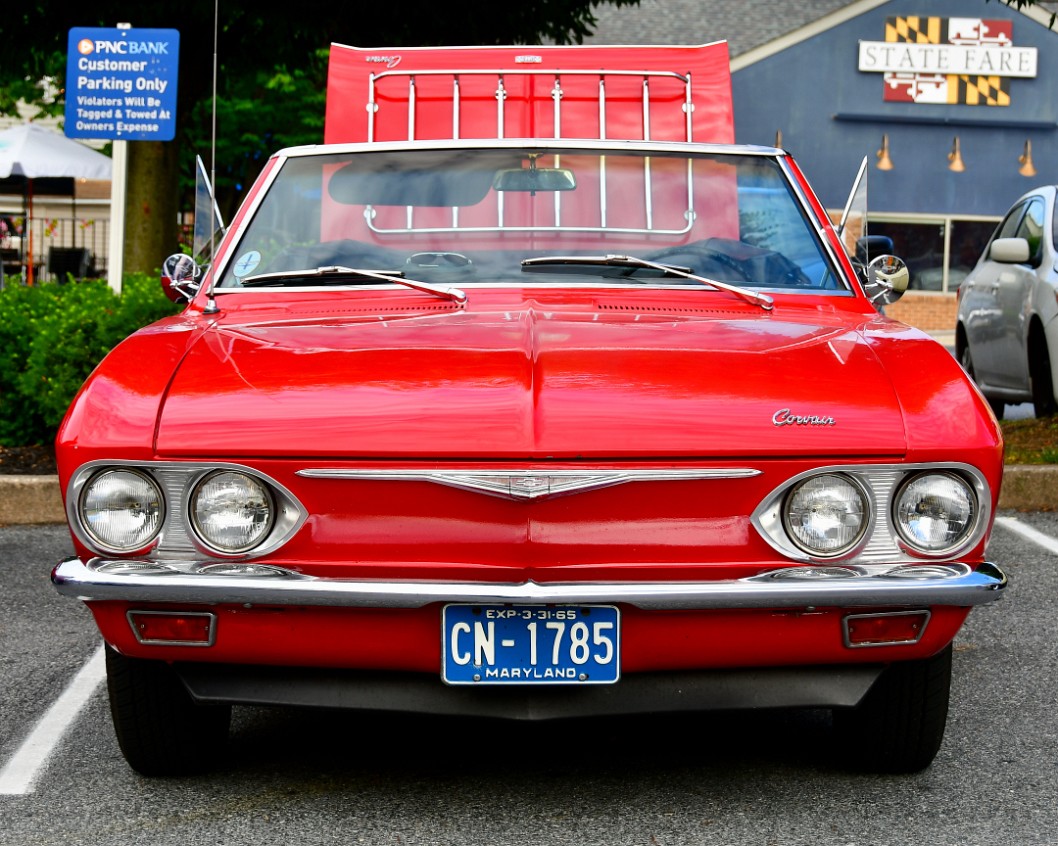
442, 604, 620, 685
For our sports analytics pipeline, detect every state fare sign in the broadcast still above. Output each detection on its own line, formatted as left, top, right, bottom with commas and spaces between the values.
65, 27, 180, 141
858, 42, 1037, 77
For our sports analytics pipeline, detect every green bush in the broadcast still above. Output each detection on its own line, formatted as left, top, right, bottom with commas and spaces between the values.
0, 275, 181, 447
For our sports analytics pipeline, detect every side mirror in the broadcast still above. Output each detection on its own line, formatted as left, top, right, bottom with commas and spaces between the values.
863, 254, 909, 308
988, 237, 1030, 264
161, 253, 202, 303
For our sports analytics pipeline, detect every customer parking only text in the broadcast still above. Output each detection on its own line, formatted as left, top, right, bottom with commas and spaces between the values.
73, 82, 171, 135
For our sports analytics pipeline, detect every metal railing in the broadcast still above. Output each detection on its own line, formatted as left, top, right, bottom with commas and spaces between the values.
0, 215, 110, 285
366, 67, 696, 143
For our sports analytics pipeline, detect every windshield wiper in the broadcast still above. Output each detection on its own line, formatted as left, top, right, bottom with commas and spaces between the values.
240, 266, 467, 304
521, 254, 774, 311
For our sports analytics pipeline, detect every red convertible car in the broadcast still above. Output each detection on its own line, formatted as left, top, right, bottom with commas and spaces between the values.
52, 44, 1006, 776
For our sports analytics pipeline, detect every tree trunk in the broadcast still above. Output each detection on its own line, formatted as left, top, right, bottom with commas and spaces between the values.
122, 141, 180, 276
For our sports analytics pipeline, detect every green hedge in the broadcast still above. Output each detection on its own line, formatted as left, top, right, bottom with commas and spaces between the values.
0, 275, 182, 447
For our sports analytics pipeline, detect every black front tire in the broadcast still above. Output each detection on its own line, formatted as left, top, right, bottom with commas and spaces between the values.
832, 645, 952, 774
105, 644, 231, 776
1029, 334, 1058, 418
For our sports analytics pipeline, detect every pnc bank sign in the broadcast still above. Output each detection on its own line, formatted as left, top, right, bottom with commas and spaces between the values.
858, 16, 1037, 105
76, 37, 173, 56
64, 26, 180, 140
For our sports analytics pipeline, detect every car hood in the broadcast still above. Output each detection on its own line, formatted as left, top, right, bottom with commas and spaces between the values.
155, 304, 907, 459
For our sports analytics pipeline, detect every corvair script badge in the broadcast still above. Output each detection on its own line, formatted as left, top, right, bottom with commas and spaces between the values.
772, 408, 836, 427
297, 468, 760, 501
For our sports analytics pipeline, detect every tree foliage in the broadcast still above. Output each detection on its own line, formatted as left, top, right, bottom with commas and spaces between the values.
0, 275, 181, 445
992, 0, 1058, 27
0, 0, 640, 267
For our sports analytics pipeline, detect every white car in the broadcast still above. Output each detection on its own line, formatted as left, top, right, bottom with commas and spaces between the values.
956, 185, 1058, 419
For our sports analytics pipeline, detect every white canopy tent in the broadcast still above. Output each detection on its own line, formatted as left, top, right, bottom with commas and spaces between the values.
0, 123, 113, 181
0, 123, 112, 284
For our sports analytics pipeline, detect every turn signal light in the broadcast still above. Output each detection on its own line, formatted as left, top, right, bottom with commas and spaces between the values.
843, 610, 929, 647
127, 610, 216, 646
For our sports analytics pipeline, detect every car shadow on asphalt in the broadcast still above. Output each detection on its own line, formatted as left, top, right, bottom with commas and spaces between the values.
222, 704, 842, 780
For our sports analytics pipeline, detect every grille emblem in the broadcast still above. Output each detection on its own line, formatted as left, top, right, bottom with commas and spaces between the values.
298, 468, 760, 501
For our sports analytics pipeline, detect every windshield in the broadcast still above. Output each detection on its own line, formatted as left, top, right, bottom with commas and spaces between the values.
217, 146, 840, 292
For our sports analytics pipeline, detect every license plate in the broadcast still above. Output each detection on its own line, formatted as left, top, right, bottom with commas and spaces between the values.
442, 604, 620, 685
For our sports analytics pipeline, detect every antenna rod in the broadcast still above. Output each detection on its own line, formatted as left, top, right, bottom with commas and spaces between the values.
202, 0, 221, 314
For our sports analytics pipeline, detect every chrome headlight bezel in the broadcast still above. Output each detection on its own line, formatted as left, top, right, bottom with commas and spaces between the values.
752, 463, 991, 564
66, 461, 307, 560
76, 467, 165, 553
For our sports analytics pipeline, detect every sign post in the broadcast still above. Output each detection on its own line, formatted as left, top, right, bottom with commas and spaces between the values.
106, 140, 127, 294
64, 25, 179, 293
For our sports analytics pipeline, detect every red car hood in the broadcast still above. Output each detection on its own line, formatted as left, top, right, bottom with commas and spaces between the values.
156, 305, 907, 459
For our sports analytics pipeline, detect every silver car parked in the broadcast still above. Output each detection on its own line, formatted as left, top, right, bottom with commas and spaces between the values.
956, 185, 1058, 419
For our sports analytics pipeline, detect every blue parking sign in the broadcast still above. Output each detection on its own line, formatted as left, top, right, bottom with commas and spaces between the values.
65, 27, 180, 141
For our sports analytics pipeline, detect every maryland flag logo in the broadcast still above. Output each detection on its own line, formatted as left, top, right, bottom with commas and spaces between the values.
883, 16, 1012, 106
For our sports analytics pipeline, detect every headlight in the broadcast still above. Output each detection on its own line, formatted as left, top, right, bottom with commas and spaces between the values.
894, 472, 976, 553
783, 473, 868, 557
190, 470, 275, 553
80, 469, 164, 552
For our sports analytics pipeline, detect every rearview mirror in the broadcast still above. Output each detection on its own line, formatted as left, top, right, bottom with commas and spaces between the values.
492, 167, 577, 193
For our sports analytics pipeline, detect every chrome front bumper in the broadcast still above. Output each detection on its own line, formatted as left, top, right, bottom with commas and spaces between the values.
52, 557, 1007, 610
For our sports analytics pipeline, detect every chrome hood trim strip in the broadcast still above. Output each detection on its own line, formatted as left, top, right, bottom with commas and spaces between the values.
295, 467, 760, 500
53, 558, 1006, 610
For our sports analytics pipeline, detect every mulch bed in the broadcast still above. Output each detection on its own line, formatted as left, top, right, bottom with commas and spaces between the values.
0, 444, 58, 475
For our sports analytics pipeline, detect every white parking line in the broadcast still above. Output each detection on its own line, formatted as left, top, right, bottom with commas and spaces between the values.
994, 515, 1058, 557
0, 645, 105, 796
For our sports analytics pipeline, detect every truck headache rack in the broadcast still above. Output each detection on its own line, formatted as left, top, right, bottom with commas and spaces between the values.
323, 44, 736, 241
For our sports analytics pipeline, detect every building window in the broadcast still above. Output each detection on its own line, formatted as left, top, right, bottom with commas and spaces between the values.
868, 217, 997, 293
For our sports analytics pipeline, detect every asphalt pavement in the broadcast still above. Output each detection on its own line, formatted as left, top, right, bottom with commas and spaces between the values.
1, 517, 1055, 843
